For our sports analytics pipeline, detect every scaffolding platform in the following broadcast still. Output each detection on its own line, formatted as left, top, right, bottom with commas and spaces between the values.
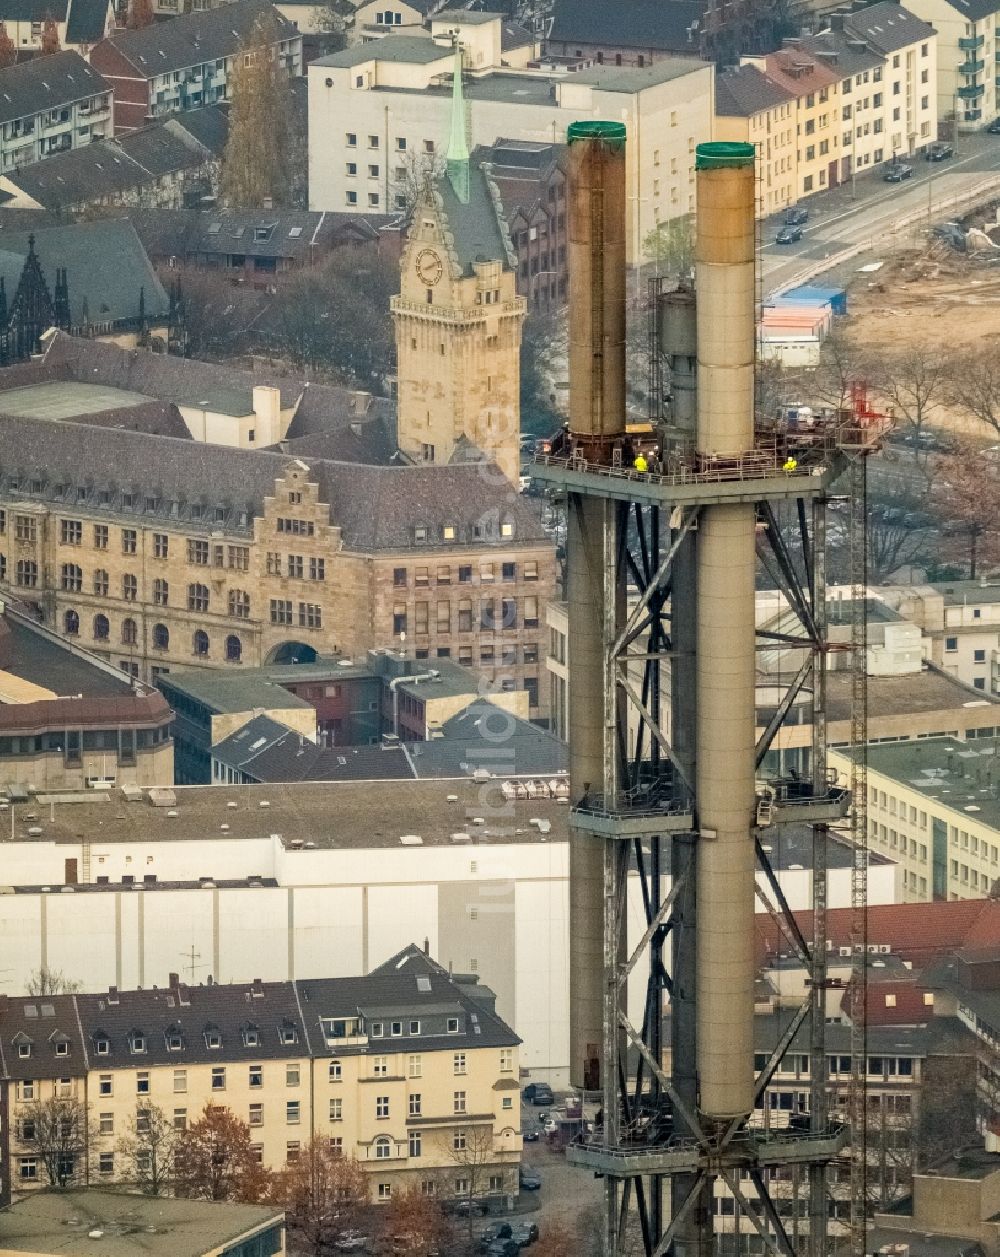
566, 1126, 850, 1177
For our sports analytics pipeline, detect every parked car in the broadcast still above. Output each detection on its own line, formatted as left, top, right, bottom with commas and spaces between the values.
454, 1198, 490, 1217
480, 1223, 513, 1248
523, 1082, 554, 1106
988, 117, 1000, 134
775, 225, 802, 244
519, 1165, 542, 1190
925, 141, 954, 161
884, 162, 913, 182
512, 1223, 540, 1247
784, 206, 809, 225
522, 1127, 540, 1141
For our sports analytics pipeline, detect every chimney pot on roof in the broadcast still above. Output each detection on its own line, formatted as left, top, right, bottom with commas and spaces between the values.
831, 12, 845, 29
108, 985, 119, 1004
169, 972, 180, 990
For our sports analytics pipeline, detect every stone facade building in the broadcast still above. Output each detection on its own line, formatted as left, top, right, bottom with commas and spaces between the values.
0, 411, 555, 717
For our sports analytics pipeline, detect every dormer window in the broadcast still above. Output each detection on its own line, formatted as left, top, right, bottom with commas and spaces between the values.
55, 1040, 69, 1057
447, 1018, 460, 1034
243, 1027, 260, 1048
17, 1042, 31, 1058
280, 1024, 298, 1046
166, 1031, 184, 1052
95, 1037, 109, 1055
205, 1029, 222, 1050
413, 526, 427, 543
370, 1021, 384, 1038
391, 1021, 402, 1037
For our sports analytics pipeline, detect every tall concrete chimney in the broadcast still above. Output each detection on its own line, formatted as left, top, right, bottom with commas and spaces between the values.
565, 120, 628, 1091
693, 141, 758, 1123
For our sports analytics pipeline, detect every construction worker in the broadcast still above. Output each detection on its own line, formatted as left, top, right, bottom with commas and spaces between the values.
782, 456, 798, 475
634, 453, 648, 474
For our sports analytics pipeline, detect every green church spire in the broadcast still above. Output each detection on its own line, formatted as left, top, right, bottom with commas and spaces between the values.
446, 37, 470, 204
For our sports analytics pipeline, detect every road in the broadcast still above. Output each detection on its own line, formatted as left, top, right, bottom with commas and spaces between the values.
759, 131, 1000, 295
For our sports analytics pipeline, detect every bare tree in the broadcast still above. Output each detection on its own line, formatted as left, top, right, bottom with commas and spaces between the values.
26, 967, 80, 996
16, 1095, 89, 1186
270, 1140, 367, 1255
946, 346, 1000, 438
880, 351, 952, 487
931, 441, 1000, 578
393, 149, 445, 217
439, 1123, 502, 1241
116, 1102, 178, 1195
917, 1052, 978, 1170
380, 1186, 450, 1257
174, 1104, 271, 1203
642, 215, 694, 280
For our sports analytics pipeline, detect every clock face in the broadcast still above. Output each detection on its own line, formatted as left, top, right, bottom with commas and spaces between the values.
416, 247, 444, 286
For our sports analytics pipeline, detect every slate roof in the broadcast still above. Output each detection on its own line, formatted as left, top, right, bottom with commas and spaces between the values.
405, 702, 568, 778
800, 27, 884, 77
0, 992, 86, 1081
0, 400, 548, 550
74, 978, 308, 1067
501, 20, 532, 51
547, 0, 703, 53
170, 100, 229, 154
314, 34, 452, 68
0, 220, 167, 326
434, 158, 514, 277
213, 717, 414, 782
0, 51, 107, 126
715, 63, 795, 118
97, 0, 298, 76
64, 0, 112, 43
274, 419, 399, 466
3, 108, 226, 211
842, 1, 936, 54
0, 601, 146, 698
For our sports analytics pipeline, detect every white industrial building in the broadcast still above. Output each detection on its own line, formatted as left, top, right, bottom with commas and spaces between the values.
0, 778, 899, 1084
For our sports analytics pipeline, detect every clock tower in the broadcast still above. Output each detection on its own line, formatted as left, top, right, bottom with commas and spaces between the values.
391, 41, 525, 485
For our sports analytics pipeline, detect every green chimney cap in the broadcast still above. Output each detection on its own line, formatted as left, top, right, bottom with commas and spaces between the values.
567, 120, 627, 146
695, 141, 755, 170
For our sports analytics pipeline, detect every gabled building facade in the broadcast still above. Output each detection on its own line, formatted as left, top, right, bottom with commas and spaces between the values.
0, 52, 112, 174
904, 0, 998, 129
0, 0, 113, 55
714, 63, 797, 217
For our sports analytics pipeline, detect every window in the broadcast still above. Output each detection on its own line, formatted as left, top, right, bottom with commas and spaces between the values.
299, 603, 322, 629
173, 1108, 187, 1131
93, 522, 108, 550
287, 1100, 300, 1124
454, 1090, 466, 1114
211, 1067, 226, 1090
61, 563, 82, 592
122, 529, 137, 555
975, 649, 987, 663
330, 1097, 342, 1121
374, 1135, 391, 1160
309, 557, 325, 581
173, 1069, 187, 1093
60, 518, 82, 545
453, 1131, 467, 1151
97, 1075, 111, 1096
408, 1054, 422, 1078
64, 609, 80, 635
287, 1141, 301, 1163
193, 629, 210, 657
945, 636, 958, 652
373, 1056, 388, 1077
153, 533, 168, 560
20, 1158, 38, 1181
122, 618, 137, 646
137, 1072, 150, 1094
378, 1183, 392, 1200
122, 573, 138, 601
271, 599, 293, 625
153, 623, 169, 651
286, 1061, 301, 1085
188, 583, 209, 612
346, 132, 357, 146
376, 1095, 389, 1119
188, 539, 209, 565
500, 1047, 513, 1072
15, 514, 36, 543
454, 1052, 467, 1076
98, 1151, 114, 1174
330, 1059, 342, 1081
16, 560, 37, 588
99, 1111, 114, 1135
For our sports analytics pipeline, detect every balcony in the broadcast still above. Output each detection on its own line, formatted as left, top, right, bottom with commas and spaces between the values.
965, 108, 984, 120
959, 33, 985, 50
960, 58, 985, 75
958, 82, 986, 99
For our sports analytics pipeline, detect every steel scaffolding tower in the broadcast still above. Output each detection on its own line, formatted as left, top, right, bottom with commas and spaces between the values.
532, 132, 886, 1255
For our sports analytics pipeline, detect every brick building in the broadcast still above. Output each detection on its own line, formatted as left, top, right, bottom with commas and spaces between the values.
89, 0, 302, 136
0, 410, 555, 718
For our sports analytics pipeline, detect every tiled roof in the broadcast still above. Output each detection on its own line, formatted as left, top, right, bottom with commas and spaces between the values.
433, 157, 515, 277
98, 0, 297, 76
800, 27, 883, 77
843, 1, 936, 55
548, 0, 703, 53
715, 63, 794, 118
4, 107, 226, 211
761, 46, 840, 95
756, 899, 998, 969
212, 716, 414, 782
0, 51, 107, 126
0, 992, 86, 1081
841, 977, 937, 1026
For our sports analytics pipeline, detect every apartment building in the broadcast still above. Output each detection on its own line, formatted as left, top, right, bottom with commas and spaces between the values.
888, 579, 1000, 693
544, 0, 705, 65
830, 736, 1000, 903
0, 409, 556, 717
0, 948, 521, 1206
307, 15, 714, 263
89, 0, 302, 136
0, 53, 112, 174
0, 595, 173, 791
905, 0, 999, 128
0, 0, 113, 55
714, 63, 798, 217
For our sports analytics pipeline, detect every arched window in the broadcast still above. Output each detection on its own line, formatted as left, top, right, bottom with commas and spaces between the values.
153, 623, 169, 651
153, 578, 168, 607
228, 589, 250, 619
225, 634, 242, 662
188, 583, 209, 613
122, 618, 137, 646
93, 568, 109, 596
193, 629, 210, 657
61, 563, 82, 592
374, 1136, 391, 1160
64, 609, 79, 635
93, 614, 109, 641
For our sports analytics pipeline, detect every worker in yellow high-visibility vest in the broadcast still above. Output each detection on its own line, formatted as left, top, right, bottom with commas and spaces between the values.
634, 454, 648, 474
782, 456, 798, 475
